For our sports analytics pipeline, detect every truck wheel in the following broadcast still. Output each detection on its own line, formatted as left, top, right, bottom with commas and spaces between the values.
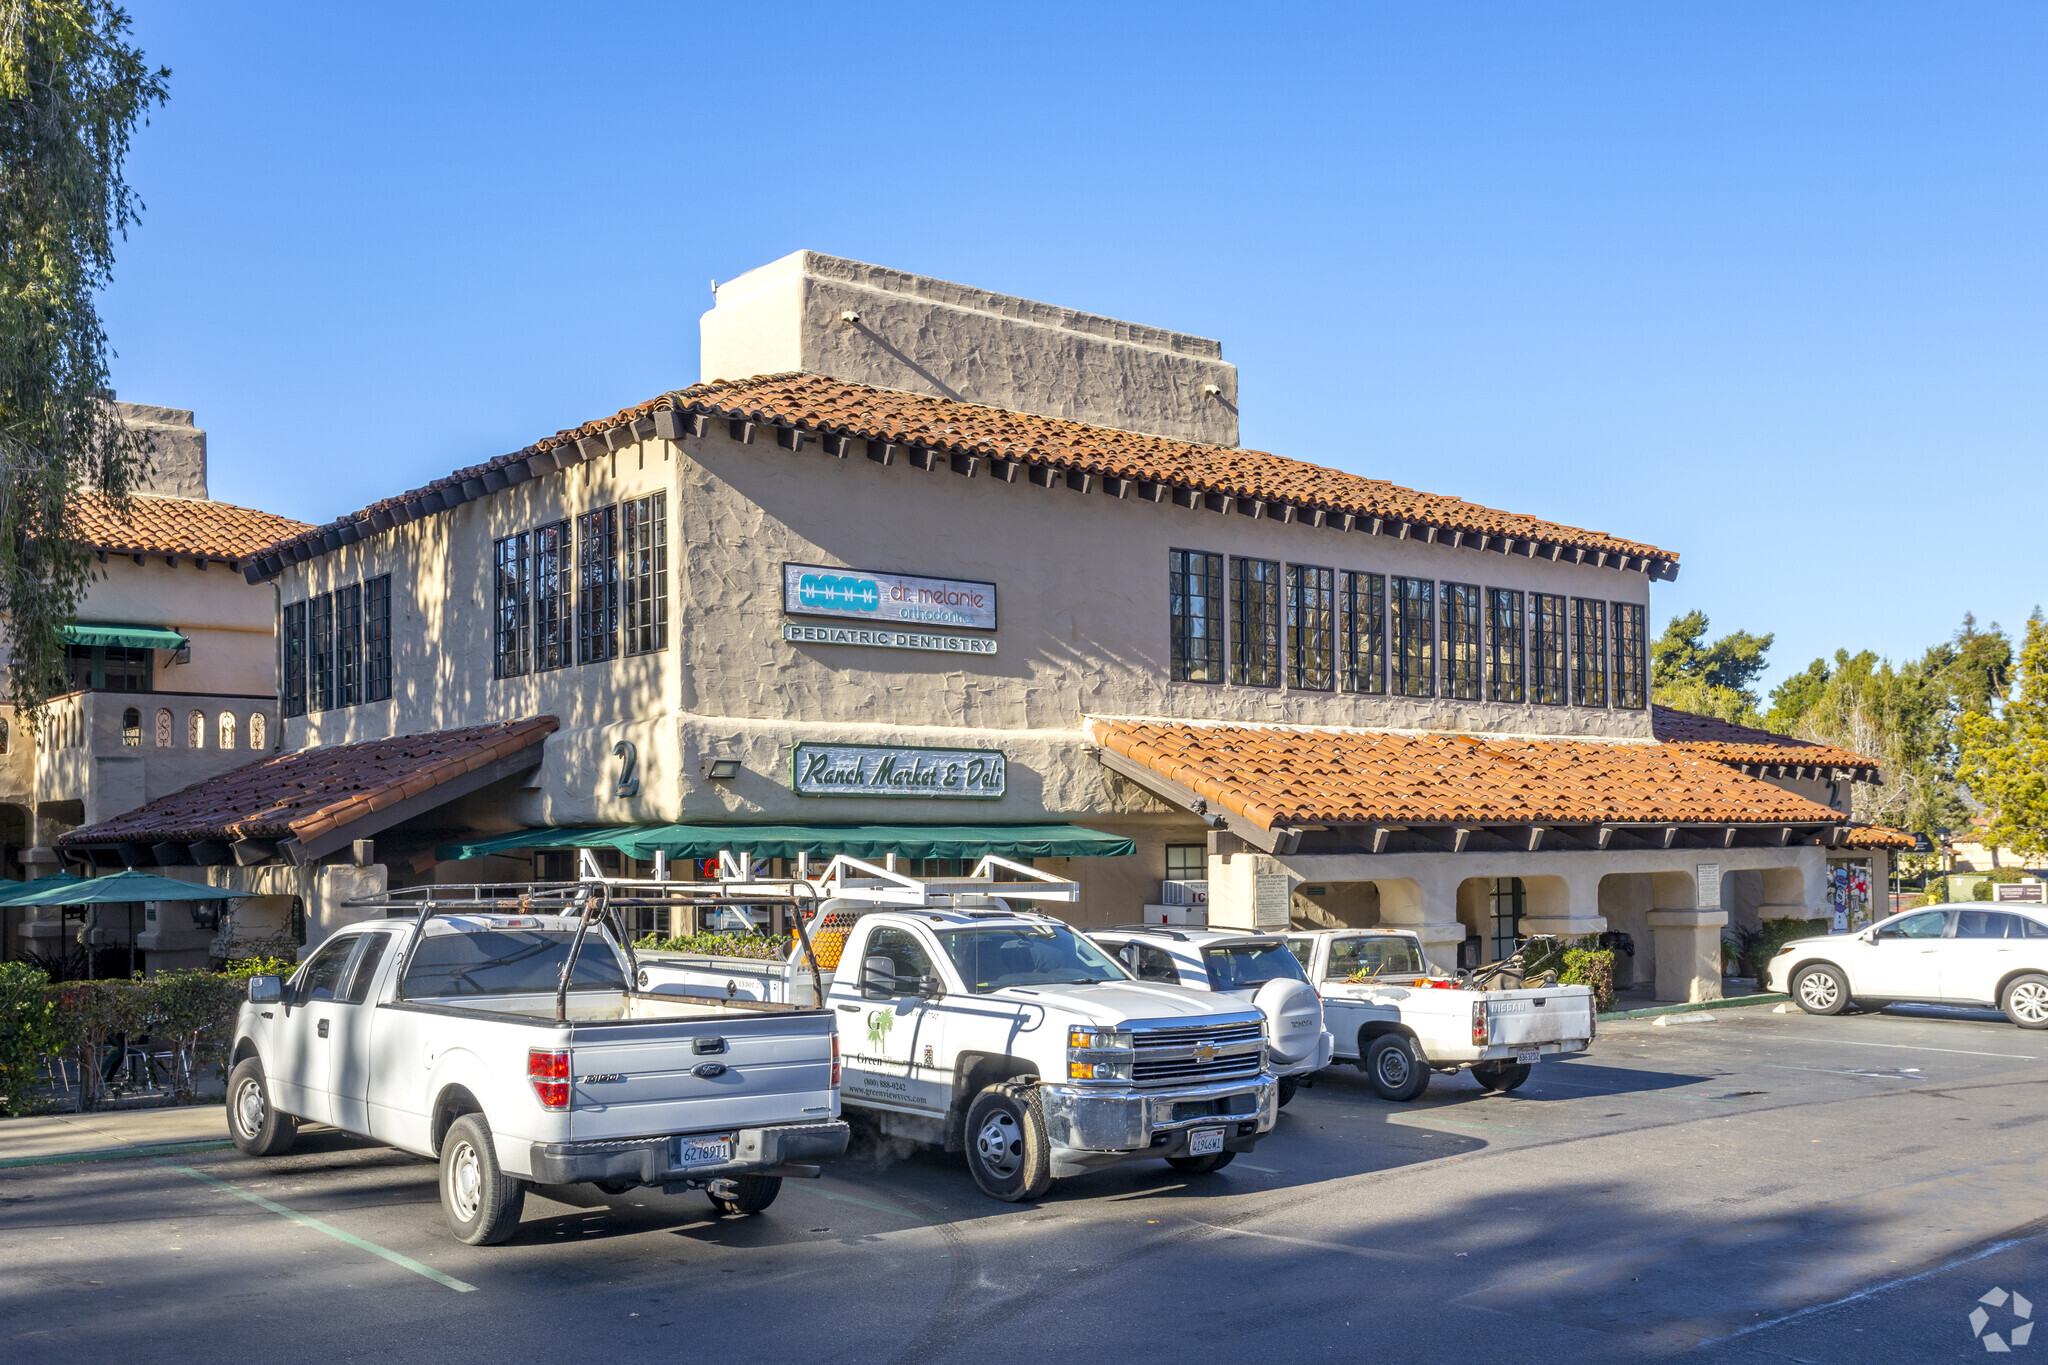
964, 1082, 1053, 1202
1792, 964, 1850, 1016
226, 1057, 298, 1157
1277, 1075, 1299, 1108
1471, 1060, 1531, 1093
1365, 1034, 1430, 1102
2002, 974, 2048, 1030
441, 1113, 525, 1245
707, 1175, 783, 1215
1166, 1149, 1236, 1174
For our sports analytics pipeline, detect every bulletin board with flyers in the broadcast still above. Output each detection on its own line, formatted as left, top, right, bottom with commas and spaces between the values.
1829, 859, 1873, 931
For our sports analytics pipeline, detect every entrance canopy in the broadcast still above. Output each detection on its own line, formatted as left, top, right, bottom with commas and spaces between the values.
437, 823, 1135, 864
0, 871, 254, 906
63, 622, 188, 651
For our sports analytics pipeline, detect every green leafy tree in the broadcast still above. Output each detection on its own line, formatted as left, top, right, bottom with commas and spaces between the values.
1651, 610, 1773, 724
1773, 648, 1968, 839
1959, 611, 2048, 862
1, 2, 167, 716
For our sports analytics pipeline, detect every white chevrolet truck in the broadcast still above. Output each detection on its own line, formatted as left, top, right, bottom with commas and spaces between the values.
638, 857, 1277, 1201
226, 883, 847, 1245
1285, 929, 1596, 1100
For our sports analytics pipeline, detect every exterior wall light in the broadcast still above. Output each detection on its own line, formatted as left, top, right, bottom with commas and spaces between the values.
704, 757, 742, 781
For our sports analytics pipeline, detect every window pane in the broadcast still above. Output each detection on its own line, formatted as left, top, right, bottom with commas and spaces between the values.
527, 524, 571, 671
493, 531, 532, 678
1487, 588, 1524, 703
1573, 597, 1608, 706
577, 506, 619, 664
1612, 601, 1646, 709
1229, 557, 1280, 687
99, 646, 150, 693
1442, 583, 1480, 701
1165, 843, 1206, 881
1287, 564, 1335, 690
622, 495, 668, 655
335, 583, 363, 705
1168, 550, 1224, 683
309, 593, 335, 711
364, 575, 393, 702
1392, 577, 1435, 697
1340, 571, 1386, 694
1531, 593, 1567, 705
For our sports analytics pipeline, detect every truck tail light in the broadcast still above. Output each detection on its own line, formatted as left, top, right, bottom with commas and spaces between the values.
830, 1032, 841, 1089
529, 1048, 570, 1109
1471, 1002, 1488, 1048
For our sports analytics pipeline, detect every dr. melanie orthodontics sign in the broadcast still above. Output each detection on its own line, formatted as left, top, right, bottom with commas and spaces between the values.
783, 563, 997, 632
792, 744, 1006, 799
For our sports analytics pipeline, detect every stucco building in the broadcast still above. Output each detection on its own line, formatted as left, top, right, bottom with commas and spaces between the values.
59, 253, 1881, 1000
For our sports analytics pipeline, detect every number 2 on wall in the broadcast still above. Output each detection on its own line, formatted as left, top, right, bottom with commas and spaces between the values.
613, 740, 640, 797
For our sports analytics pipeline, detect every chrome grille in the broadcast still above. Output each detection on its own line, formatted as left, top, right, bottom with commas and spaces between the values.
1130, 1020, 1264, 1087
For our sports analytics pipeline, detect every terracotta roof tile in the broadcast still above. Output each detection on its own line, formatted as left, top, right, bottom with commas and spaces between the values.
68, 492, 313, 563
58, 717, 558, 847
249, 374, 1678, 580
1086, 717, 1846, 831
1842, 824, 1917, 851
1651, 706, 1881, 780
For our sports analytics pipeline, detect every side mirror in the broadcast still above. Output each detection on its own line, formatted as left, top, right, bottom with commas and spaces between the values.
1861, 931, 1879, 945
861, 954, 898, 999
247, 975, 283, 1005
917, 974, 944, 1001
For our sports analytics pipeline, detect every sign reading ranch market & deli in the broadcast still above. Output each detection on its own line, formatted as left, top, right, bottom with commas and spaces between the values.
783, 563, 997, 632
791, 743, 1006, 799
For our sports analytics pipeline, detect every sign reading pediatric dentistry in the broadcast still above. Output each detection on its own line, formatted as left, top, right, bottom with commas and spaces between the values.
782, 623, 997, 655
783, 563, 997, 632
792, 743, 1006, 799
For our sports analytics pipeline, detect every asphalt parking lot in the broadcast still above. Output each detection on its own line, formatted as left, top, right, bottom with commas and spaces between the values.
5, 1001, 2046, 1364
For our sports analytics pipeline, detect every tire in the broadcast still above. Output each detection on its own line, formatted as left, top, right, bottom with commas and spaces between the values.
1166, 1148, 1236, 1174
1792, 964, 1850, 1016
1277, 1075, 1299, 1108
1471, 1060, 1532, 1093
440, 1113, 525, 1245
225, 1057, 298, 1157
963, 1082, 1054, 1202
2001, 973, 2048, 1031
707, 1175, 783, 1215
1365, 1034, 1430, 1102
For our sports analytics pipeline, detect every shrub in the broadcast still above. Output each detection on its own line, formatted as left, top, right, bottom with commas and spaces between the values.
145, 971, 248, 1099
0, 963, 57, 1118
635, 931, 785, 960
1923, 876, 1950, 906
48, 979, 149, 1110
1557, 948, 1616, 1012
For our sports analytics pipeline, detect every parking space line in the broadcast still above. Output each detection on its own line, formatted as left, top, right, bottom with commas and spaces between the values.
1710, 1029, 2037, 1060
157, 1162, 477, 1292
0, 1140, 233, 1171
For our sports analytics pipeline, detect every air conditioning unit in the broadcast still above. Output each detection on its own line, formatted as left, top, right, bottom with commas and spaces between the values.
1161, 879, 1208, 906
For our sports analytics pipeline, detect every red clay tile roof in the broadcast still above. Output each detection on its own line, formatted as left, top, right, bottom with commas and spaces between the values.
1651, 706, 1881, 781
247, 374, 1678, 581
58, 717, 558, 847
68, 491, 313, 563
1842, 824, 1917, 851
1086, 717, 1846, 831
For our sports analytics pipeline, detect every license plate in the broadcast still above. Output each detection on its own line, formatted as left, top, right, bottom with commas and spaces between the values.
674, 1134, 735, 1166
1516, 1050, 1540, 1065
1187, 1126, 1225, 1156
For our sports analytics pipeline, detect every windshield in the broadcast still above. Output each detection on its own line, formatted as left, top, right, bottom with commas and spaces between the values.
936, 923, 1129, 994
1329, 934, 1428, 981
1201, 941, 1309, 991
400, 929, 626, 998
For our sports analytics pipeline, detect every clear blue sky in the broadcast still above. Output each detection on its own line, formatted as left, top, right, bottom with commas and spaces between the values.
105, 3, 2046, 699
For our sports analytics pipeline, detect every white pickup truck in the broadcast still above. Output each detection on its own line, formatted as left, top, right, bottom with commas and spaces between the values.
637, 857, 1277, 1201
226, 896, 847, 1245
1284, 929, 1595, 1101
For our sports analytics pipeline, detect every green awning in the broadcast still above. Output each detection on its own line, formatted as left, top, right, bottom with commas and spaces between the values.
63, 622, 188, 651
437, 823, 1136, 864
1, 871, 255, 906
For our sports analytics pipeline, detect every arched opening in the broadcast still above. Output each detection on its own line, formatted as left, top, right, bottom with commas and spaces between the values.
218, 712, 236, 751
1290, 880, 1380, 929
1598, 872, 1655, 993
155, 708, 173, 747
248, 712, 266, 749
187, 710, 204, 748
122, 707, 141, 747
0, 716, 9, 755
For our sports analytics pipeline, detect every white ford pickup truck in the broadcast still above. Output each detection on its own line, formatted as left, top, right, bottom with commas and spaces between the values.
226, 889, 847, 1245
637, 857, 1277, 1201
1284, 929, 1595, 1100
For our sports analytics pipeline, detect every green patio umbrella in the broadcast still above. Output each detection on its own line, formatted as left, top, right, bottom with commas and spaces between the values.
0, 874, 91, 906
2, 871, 256, 906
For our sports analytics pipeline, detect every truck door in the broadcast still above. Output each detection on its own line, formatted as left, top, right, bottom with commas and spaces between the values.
273, 934, 361, 1124
325, 929, 396, 1134
829, 925, 951, 1116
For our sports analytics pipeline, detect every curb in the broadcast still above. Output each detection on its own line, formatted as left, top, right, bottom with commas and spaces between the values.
1597, 993, 1790, 1022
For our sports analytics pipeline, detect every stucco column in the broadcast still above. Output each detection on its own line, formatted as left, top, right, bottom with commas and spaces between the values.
309, 863, 390, 947
1206, 836, 1295, 933
1646, 909, 1728, 1003
1371, 873, 1467, 972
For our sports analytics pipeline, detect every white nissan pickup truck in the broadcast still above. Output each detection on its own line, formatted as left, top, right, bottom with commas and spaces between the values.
226, 899, 847, 1245
636, 859, 1277, 1201
1285, 929, 1595, 1100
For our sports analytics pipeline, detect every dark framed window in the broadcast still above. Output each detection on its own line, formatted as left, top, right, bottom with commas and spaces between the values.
1165, 844, 1206, 881
364, 575, 393, 702
1487, 588, 1524, 703
1442, 582, 1480, 701
1339, 570, 1386, 694
309, 593, 335, 712
1612, 601, 1646, 709
1531, 593, 1567, 705
623, 494, 668, 656
1229, 557, 1280, 687
1168, 550, 1225, 683
63, 645, 152, 693
1392, 576, 1435, 697
577, 505, 619, 664
1573, 597, 1609, 707
282, 601, 308, 718
1286, 564, 1335, 691
1489, 877, 1526, 962
494, 531, 532, 678
533, 522, 572, 671
335, 583, 363, 706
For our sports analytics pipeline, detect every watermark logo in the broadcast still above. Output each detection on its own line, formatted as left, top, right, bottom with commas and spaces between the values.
1971, 1287, 2034, 1352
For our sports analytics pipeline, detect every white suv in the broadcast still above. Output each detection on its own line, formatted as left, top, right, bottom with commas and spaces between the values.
1088, 928, 1334, 1106
1765, 903, 2048, 1028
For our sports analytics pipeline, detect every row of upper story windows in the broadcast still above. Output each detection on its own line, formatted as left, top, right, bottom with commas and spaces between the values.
1167, 550, 1648, 708
492, 493, 667, 679
280, 575, 394, 718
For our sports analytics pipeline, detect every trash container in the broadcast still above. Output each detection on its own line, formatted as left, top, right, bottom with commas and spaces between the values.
1598, 930, 1636, 990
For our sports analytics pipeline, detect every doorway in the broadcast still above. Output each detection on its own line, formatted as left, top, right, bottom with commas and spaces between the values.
1489, 878, 1526, 961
